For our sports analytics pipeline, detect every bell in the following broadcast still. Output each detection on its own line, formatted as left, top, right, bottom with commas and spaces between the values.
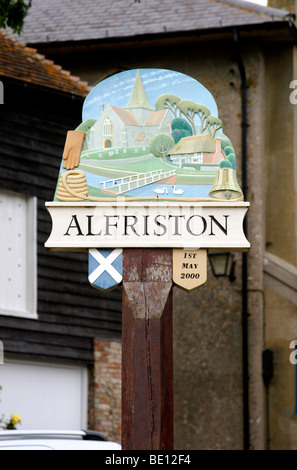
209, 168, 243, 200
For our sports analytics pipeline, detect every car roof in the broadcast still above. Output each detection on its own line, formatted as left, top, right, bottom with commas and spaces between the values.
0, 430, 121, 450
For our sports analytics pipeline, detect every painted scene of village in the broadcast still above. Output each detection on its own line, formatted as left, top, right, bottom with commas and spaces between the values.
54, 69, 241, 202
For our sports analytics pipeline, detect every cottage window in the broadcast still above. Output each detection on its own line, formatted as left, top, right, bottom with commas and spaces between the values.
103, 117, 113, 136
0, 190, 37, 319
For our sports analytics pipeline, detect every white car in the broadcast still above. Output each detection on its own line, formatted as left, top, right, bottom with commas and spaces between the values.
0, 429, 122, 450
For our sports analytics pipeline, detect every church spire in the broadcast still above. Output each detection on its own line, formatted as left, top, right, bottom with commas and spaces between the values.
125, 71, 154, 111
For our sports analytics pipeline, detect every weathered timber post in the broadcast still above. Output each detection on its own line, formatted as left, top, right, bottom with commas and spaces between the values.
122, 248, 173, 450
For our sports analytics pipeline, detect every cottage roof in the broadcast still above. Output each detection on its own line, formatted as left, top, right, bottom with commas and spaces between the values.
169, 134, 216, 155
110, 105, 141, 126
18, 0, 292, 46
0, 30, 90, 96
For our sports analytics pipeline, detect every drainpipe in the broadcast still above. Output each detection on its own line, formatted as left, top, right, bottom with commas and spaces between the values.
233, 27, 250, 450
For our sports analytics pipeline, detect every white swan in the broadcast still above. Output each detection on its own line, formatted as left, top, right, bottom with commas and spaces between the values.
172, 185, 184, 195
153, 187, 168, 195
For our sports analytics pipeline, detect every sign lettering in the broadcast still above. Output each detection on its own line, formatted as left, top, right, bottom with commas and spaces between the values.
45, 201, 249, 251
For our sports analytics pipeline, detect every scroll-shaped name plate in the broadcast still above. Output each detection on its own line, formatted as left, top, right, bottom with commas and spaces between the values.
45, 201, 249, 251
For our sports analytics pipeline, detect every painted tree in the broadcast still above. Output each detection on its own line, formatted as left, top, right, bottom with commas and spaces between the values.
178, 100, 210, 135
221, 137, 236, 157
155, 94, 182, 118
227, 154, 236, 169
222, 145, 234, 157
150, 133, 175, 161
220, 154, 236, 170
205, 115, 222, 139
220, 159, 232, 169
0, 0, 31, 34
171, 117, 192, 144
75, 118, 97, 133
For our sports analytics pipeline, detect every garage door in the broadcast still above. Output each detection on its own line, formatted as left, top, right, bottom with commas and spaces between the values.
0, 359, 88, 430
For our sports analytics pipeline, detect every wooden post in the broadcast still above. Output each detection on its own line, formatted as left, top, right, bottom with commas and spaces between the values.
122, 248, 173, 450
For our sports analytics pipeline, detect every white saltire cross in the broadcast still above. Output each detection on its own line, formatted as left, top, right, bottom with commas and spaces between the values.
88, 248, 123, 291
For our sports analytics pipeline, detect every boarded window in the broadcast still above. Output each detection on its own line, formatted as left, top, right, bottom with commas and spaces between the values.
0, 190, 37, 318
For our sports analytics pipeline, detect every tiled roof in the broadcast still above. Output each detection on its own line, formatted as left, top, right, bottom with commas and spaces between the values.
0, 30, 90, 96
111, 105, 141, 126
144, 110, 168, 127
19, 0, 293, 45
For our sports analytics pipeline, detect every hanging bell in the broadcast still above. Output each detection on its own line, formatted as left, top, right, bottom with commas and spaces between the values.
209, 168, 243, 200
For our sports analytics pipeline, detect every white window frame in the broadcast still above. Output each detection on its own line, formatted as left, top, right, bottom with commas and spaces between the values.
0, 190, 37, 319
103, 117, 113, 136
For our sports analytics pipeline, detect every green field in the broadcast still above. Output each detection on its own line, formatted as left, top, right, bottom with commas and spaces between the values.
80, 145, 150, 161
79, 153, 216, 186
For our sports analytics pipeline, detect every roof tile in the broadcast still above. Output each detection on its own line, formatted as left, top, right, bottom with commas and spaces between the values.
0, 30, 90, 96
18, 0, 292, 45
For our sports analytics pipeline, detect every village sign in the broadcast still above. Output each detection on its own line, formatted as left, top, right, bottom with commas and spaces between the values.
45, 68, 249, 291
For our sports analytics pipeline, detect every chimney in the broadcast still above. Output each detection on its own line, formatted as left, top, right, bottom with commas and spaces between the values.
100, 103, 105, 115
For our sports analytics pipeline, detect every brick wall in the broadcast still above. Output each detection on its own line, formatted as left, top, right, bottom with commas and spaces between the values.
90, 339, 122, 444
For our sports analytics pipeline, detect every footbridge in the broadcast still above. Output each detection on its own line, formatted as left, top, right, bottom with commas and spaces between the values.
101, 169, 176, 194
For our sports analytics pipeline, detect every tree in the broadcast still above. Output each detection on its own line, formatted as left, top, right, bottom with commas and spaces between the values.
222, 145, 234, 157
171, 117, 192, 144
178, 100, 210, 135
221, 137, 236, 157
75, 118, 97, 133
227, 154, 236, 169
220, 160, 232, 169
150, 133, 175, 161
155, 94, 182, 118
0, 0, 31, 34
205, 115, 222, 139
220, 154, 236, 170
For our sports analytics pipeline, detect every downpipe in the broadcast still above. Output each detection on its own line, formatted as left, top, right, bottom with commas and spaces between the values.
233, 27, 250, 450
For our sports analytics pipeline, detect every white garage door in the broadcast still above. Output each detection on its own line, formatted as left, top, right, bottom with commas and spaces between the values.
0, 359, 88, 430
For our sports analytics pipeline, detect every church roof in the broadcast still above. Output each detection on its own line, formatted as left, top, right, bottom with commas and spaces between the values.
169, 134, 216, 155
125, 71, 154, 111
110, 105, 141, 126
144, 110, 168, 127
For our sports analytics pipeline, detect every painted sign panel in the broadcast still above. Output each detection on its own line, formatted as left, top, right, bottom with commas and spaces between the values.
53, 68, 243, 204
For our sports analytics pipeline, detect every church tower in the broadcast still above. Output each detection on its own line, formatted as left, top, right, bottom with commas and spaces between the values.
125, 71, 154, 125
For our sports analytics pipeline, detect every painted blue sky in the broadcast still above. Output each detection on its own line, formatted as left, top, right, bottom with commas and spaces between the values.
82, 68, 218, 122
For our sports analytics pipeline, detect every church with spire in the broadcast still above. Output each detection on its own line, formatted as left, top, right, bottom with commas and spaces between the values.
85, 71, 172, 150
